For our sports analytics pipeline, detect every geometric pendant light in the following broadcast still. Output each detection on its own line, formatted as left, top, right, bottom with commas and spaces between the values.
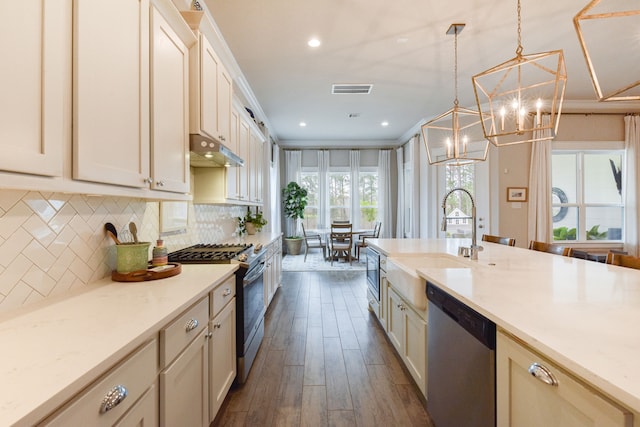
422, 24, 490, 166
472, 0, 567, 146
574, 1, 640, 101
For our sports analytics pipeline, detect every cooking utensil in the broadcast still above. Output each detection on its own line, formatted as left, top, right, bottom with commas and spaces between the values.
129, 222, 139, 243
105, 222, 121, 245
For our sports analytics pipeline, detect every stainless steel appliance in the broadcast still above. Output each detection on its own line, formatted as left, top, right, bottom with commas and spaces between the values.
426, 281, 496, 427
366, 247, 380, 302
168, 243, 266, 384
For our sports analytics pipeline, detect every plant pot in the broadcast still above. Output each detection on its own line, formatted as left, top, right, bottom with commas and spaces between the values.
285, 237, 303, 255
245, 222, 257, 235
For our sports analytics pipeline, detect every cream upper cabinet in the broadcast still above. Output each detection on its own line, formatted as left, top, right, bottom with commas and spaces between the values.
237, 117, 250, 201
190, 33, 232, 145
73, 0, 151, 188
0, 1, 67, 177
225, 108, 240, 200
250, 128, 264, 204
497, 330, 632, 427
150, 4, 195, 193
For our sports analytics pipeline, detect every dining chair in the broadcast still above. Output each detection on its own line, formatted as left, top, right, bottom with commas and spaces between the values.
301, 223, 326, 262
328, 223, 353, 265
606, 252, 640, 270
355, 221, 382, 260
528, 240, 571, 256
481, 234, 515, 247
332, 220, 350, 224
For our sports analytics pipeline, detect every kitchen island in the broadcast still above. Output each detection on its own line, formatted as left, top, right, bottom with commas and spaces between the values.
368, 238, 640, 423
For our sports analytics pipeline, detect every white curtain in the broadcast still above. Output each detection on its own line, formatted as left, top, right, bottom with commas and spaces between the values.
318, 150, 329, 229
624, 115, 640, 256
396, 146, 405, 238
350, 150, 360, 228
284, 150, 302, 237
527, 115, 552, 243
378, 150, 393, 238
271, 143, 281, 234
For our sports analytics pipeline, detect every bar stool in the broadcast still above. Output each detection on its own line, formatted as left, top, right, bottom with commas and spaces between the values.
528, 240, 571, 256
481, 234, 515, 247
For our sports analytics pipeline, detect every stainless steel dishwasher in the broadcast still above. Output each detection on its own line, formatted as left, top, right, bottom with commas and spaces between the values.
426, 281, 496, 427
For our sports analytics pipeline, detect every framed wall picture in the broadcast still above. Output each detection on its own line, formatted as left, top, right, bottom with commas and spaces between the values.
507, 187, 528, 202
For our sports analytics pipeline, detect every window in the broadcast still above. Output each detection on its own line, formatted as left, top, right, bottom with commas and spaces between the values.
443, 164, 475, 238
329, 171, 351, 222
551, 150, 624, 242
359, 170, 378, 229
301, 171, 319, 229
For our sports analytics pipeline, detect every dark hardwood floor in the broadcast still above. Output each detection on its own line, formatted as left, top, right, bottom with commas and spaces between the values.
213, 270, 433, 427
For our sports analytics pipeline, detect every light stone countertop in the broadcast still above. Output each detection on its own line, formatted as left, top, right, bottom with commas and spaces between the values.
368, 238, 640, 414
0, 264, 238, 427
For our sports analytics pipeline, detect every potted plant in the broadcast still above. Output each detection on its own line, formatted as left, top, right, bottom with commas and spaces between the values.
282, 181, 308, 255
237, 208, 267, 236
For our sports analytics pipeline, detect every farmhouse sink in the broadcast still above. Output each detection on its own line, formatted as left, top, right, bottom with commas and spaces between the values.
386, 255, 470, 310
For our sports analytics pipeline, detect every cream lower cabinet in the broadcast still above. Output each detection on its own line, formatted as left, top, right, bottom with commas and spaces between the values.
160, 297, 210, 427
386, 285, 427, 397
209, 275, 237, 422
40, 339, 158, 426
0, 0, 66, 177
497, 330, 632, 427
264, 238, 282, 308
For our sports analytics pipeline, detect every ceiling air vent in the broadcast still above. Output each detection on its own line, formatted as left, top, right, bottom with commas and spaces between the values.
331, 84, 373, 95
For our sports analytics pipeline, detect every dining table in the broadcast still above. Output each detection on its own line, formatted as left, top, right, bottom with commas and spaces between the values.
310, 227, 373, 260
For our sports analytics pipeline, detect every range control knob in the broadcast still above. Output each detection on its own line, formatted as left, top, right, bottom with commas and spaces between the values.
254, 243, 263, 253
237, 253, 248, 262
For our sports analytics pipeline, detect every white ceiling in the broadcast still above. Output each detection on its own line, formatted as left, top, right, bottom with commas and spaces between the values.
204, 0, 640, 147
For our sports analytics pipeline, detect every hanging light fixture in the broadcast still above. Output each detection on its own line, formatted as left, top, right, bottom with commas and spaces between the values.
422, 24, 489, 166
472, 0, 567, 146
574, 1, 640, 101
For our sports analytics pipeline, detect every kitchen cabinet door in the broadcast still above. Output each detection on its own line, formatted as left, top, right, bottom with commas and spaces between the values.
250, 128, 264, 204
237, 117, 250, 201
386, 285, 427, 397
0, 0, 67, 177
226, 108, 240, 200
160, 328, 209, 427
209, 298, 236, 422
193, 34, 232, 145
150, 5, 193, 193
73, 0, 150, 188
497, 330, 632, 427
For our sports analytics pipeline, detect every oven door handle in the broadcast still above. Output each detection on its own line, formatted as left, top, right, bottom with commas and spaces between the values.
243, 261, 266, 284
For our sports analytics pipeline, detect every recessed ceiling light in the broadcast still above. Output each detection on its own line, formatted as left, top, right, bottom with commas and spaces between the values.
299, 122, 307, 127
381, 121, 389, 127
307, 38, 321, 48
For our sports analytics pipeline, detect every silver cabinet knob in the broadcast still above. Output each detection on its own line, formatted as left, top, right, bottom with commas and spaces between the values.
100, 385, 128, 414
206, 331, 213, 339
156, 180, 165, 187
223, 288, 231, 297
144, 177, 153, 184
213, 323, 222, 329
185, 318, 199, 332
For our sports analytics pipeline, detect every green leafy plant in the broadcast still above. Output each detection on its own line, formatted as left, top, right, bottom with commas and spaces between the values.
282, 181, 308, 238
553, 226, 576, 241
237, 209, 267, 235
586, 225, 607, 240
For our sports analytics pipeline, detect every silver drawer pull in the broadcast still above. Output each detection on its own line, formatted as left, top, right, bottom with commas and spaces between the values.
214, 323, 222, 329
185, 318, 199, 332
223, 288, 231, 297
528, 363, 558, 386
100, 385, 128, 414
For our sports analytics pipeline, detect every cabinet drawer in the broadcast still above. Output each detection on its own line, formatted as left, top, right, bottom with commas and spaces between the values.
211, 275, 235, 319
160, 296, 209, 368
40, 339, 158, 426
497, 331, 632, 427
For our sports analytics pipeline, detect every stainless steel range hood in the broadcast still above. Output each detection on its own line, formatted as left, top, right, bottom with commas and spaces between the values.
190, 134, 244, 168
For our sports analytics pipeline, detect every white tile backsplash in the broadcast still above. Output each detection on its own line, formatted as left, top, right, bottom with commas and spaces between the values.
0, 189, 248, 314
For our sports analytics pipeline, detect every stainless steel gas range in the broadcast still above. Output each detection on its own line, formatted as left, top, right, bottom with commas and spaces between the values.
168, 243, 266, 384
